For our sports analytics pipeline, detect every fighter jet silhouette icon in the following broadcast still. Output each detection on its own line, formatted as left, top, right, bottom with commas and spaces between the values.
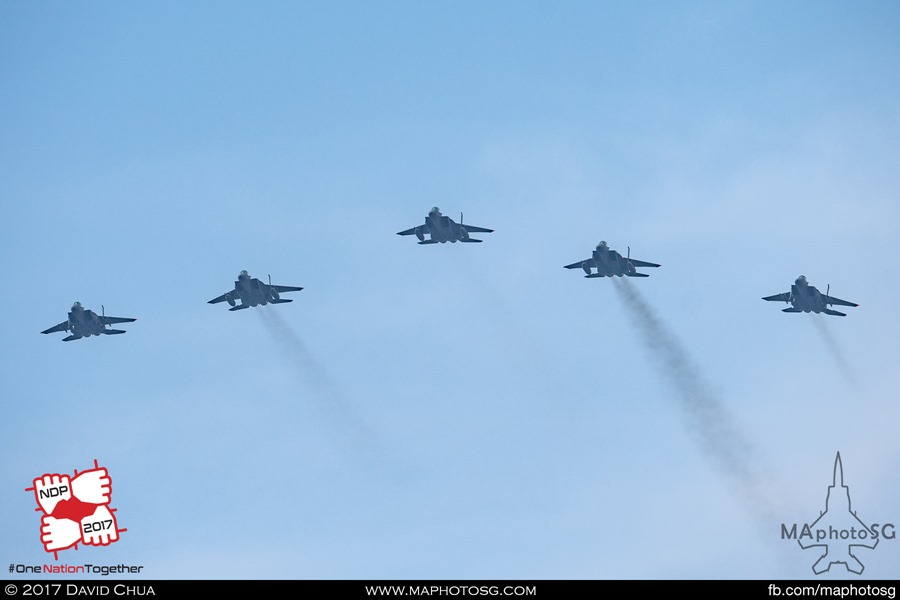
798, 453, 878, 575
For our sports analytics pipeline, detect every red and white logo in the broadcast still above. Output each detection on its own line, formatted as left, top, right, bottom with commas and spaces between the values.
26, 459, 126, 559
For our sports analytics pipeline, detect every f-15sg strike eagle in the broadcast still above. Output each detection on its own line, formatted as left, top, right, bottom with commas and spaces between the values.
208, 271, 303, 311
41, 302, 137, 341
397, 207, 494, 244
564, 241, 661, 278
762, 275, 859, 317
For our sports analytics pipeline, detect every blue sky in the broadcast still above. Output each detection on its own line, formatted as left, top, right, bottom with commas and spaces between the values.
2, 1, 899, 579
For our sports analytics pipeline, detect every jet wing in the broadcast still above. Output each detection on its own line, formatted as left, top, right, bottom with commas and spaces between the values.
41, 321, 68, 334
397, 225, 423, 236
271, 285, 303, 293
629, 259, 661, 268
208, 292, 231, 304
823, 295, 858, 308
99, 316, 137, 325
462, 225, 494, 233
564, 259, 591, 269
762, 292, 791, 302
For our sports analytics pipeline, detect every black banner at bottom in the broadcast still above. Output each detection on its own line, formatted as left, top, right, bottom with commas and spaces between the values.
2, 580, 899, 599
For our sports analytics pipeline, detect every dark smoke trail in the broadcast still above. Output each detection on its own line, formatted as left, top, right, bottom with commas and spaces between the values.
611, 278, 774, 523
257, 307, 375, 453
258, 307, 339, 395
809, 315, 858, 388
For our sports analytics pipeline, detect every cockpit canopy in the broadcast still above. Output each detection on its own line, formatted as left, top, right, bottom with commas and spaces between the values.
72, 301, 83, 310
429, 207, 441, 216
796, 275, 808, 286
239, 270, 250, 279
596, 241, 609, 250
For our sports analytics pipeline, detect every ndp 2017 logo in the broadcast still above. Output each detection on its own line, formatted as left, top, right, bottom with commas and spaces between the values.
25, 460, 126, 558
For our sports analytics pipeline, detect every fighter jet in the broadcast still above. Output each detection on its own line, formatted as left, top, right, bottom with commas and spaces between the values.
397, 207, 494, 244
762, 275, 859, 316
208, 271, 303, 311
41, 302, 137, 342
564, 241, 661, 278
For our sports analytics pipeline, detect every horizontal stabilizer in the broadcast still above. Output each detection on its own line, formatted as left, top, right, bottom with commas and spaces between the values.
625, 272, 650, 277
229, 305, 251, 311
823, 309, 847, 317
270, 299, 293, 304
104, 329, 127, 335
584, 273, 609, 278
782, 307, 802, 313
460, 238, 483, 243
62, 335, 81, 342
417, 240, 439, 245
